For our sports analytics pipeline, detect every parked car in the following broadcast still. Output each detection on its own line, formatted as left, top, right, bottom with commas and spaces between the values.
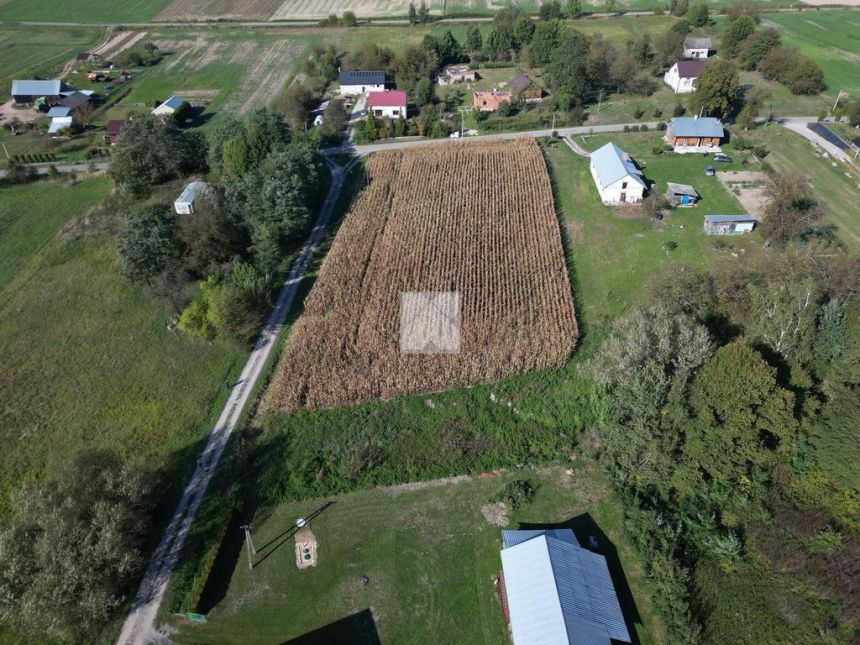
713, 153, 732, 163
705, 166, 715, 176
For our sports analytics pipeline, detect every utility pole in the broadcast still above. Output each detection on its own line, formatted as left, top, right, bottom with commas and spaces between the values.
832, 90, 843, 114
1, 143, 8, 160
597, 89, 603, 114
241, 524, 256, 571
551, 112, 556, 132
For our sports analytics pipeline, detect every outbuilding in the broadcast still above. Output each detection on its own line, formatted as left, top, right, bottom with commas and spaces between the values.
437, 65, 476, 85
509, 75, 545, 103
174, 181, 209, 215
106, 119, 126, 144
666, 116, 725, 153
704, 214, 756, 235
48, 116, 74, 135
683, 37, 711, 59
499, 529, 631, 645
11, 79, 66, 105
367, 90, 407, 118
663, 60, 707, 94
590, 142, 647, 205
152, 95, 184, 116
666, 182, 699, 206
339, 70, 385, 95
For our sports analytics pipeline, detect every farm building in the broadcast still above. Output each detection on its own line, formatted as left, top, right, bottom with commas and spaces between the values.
666, 182, 699, 206
152, 95, 184, 116
590, 142, 647, 205
106, 119, 126, 144
683, 37, 711, 58
509, 75, 545, 103
663, 60, 707, 93
704, 214, 756, 235
48, 116, 73, 135
499, 529, 631, 645
47, 106, 71, 118
174, 181, 209, 215
59, 91, 92, 114
339, 70, 385, 95
438, 65, 476, 85
473, 91, 511, 112
368, 90, 407, 118
11, 79, 67, 105
666, 116, 724, 153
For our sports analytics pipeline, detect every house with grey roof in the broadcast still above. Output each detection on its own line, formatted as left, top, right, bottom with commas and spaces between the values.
338, 70, 385, 95
499, 528, 632, 645
589, 142, 647, 205
666, 116, 725, 153
663, 60, 708, 93
11, 79, 66, 105
683, 37, 711, 59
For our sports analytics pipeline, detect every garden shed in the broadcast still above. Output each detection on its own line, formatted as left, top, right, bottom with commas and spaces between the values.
703, 214, 756, 235
666, 182, 699, 206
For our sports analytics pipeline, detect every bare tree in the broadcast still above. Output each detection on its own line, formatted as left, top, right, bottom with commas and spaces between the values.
759, 171, 823, 245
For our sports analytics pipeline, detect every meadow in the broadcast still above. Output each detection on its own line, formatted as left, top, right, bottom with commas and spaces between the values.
170, 466, 661, 644
0, 0, 172, 23
0, 177, 245, 519
762, 10, 860, 99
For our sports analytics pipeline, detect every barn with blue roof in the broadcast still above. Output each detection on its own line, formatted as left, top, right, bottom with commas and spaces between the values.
499, 528, 631, 645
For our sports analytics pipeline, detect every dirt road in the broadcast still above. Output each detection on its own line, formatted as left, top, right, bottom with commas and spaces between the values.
115, 156, 356, 645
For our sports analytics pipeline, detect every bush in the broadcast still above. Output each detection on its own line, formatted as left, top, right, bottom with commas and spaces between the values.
640, 123, 649, 132
673, 103, 686, 117
653, 107, 663, 118
494, 479, 537, 510
630, 124, 640, 132
623, 125, 631, 132
658, 121, 667, 130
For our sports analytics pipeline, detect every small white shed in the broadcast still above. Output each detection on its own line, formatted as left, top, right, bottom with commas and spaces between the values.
174, 181, 208, 215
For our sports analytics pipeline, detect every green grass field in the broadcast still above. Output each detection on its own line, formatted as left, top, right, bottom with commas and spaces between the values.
0, 0, 172, 23
0, 178, 245, 519
171, 465, 661, 644
743, 124, 860, 250
762, 10, 860, 99
0, 24, 103, 96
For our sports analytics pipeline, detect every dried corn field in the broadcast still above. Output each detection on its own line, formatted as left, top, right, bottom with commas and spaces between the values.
269, 139, 577, 412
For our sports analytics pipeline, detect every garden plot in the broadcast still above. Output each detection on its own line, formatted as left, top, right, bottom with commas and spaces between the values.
717, 171, 769, 218
270, 0, 441, 20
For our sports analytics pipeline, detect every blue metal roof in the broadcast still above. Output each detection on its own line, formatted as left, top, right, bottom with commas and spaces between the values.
11, 79, 63, 97
339, 70, 385, 86
501, 530, 631, 644
590, 142, 646, 190
704, 214, 756, 223
669, 116, 724, 138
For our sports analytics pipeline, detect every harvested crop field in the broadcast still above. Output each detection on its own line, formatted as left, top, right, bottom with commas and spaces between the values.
157, 0, 284, 20
270, 0, 437, 20
269, 139, 577, 411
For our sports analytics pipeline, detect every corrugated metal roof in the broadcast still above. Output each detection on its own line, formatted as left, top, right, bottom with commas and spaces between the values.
666, 182, 698, 196
590, 142, 646, 190
175, 181, 207, 205
669, 116, 724, 138
47, 106, 71, 117
339, 70, 385, 86
503, 529, 579, 549
675, 60, 708, 78
501, 530, 632, 645
11, 79, 62, 96
368, 90, 407, 108
704, 214, 756, 223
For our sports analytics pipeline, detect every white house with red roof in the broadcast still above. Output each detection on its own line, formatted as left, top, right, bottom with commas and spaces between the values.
368, 90, 407, 119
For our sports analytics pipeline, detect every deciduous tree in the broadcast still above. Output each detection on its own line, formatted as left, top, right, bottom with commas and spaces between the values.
688, 59, 740, 119
759, 171, 823, 245
116, 203, 179, 283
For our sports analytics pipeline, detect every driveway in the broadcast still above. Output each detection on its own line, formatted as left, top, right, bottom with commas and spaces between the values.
778, 117, 853, 163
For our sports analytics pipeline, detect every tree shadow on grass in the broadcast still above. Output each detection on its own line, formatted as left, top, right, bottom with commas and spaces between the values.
518, 513, 643, 645
279, 608, 380, 645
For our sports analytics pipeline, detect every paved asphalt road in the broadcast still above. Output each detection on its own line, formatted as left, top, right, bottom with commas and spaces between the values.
115, 157, 356, 645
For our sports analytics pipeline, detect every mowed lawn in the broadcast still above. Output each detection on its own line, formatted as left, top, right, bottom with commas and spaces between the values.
0, 24, 102, 94
762, 10, 860, 98
171, 466, 662, 645
0, 0, 172, 22
546, 133, 761, 325
0, 179, 245, 518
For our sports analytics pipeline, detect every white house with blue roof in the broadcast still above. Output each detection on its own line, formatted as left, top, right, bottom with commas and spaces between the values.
152, 95, 185, 116
500, 528, 631, 645
589, 142, 647, 205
